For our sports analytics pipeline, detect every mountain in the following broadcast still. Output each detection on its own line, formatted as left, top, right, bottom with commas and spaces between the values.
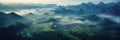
0, 3, 58, 11
53, 2, 120, 16
0, 12, 32, 40
107, 2, 120, 16
0, 12, 8, 26
23, 13, 39, 21
0, 12, 31, 27
53, 6, 77, 15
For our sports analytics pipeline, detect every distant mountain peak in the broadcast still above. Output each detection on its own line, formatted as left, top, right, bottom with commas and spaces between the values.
87, 2, 94, 5
99, 2, 105, 5
8, 12, 18, 15
81, 3, 86, 5
7, 12, 22, 18
28, 13, 34, 15
25, 12, 36, 16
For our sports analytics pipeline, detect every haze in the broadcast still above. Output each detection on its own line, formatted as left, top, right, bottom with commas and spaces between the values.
0, 0, 119, 5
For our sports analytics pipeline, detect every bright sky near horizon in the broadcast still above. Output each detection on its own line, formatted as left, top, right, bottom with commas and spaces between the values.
0, 0, 119, 5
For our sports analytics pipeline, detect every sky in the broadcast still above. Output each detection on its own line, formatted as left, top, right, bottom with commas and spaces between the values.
0, 0, 119, 5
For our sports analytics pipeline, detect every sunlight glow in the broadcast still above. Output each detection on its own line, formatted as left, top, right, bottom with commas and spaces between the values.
0, 0, 81, 5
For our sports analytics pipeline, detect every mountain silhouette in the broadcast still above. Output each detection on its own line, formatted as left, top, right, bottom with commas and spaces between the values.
0, 12, 31, 27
